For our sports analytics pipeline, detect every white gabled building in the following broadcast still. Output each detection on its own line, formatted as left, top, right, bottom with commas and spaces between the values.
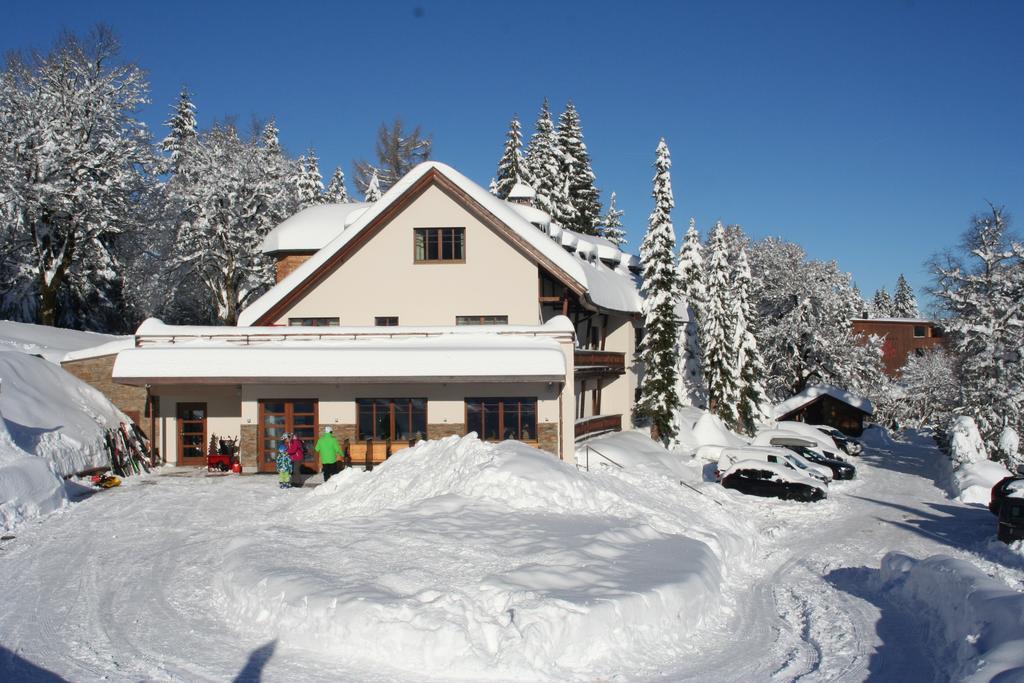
111, 162, 642, 472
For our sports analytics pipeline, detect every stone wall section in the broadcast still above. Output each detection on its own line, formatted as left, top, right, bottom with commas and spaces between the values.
239, 424, 258, 471
61, 354, 159, 442
538, 423, 559, 458
427, 423, 465, 440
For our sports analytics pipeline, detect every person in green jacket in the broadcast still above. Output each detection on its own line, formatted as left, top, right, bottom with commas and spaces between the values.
316, 426, 345, 482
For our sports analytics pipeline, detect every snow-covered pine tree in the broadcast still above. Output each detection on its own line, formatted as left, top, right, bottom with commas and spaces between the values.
262, 119, 282, 154
636, 139, 681, 443
160, 87, 197, 176
675, 217, 707, 409
872, 287, 894, 317
555, 101, 602, 235
930, 204, 1024, 454
364, 170, 383, 202
601, 192, 627, 247
325, 167, 350, 203
495, 115, 531, 200
732, 248, 770, 435
892, 274, 919, 318
701, 222, 741, 429
0, 27, 153, 330
524, 99, 562, 219
295, 151, 325, 208
488, 178, 498, 195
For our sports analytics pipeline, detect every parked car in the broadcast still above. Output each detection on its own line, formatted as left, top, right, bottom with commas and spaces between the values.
997, 497, 1024, 543
774, 421, 858, 457
720, 460, 827, 503
717, 445, 832, 484
783, 443, 856, 480
753, 428, 843, 460
814, 425, 864, 456
988, 476, 1024, 515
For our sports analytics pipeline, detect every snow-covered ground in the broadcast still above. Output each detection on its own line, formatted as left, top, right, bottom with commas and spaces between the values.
2, 427, 1022, 681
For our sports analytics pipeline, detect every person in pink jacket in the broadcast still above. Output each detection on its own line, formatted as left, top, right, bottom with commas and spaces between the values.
287, 432, 305, 485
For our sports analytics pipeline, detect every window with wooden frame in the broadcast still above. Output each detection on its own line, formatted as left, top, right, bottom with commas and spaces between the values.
357, 398, 427, 442
176, 403, 207, 462
288, 317, 339, 327
466, 398, 537, 442
414, 227, 465, 263
375, 316, 399, 326
456, 315, 508, 325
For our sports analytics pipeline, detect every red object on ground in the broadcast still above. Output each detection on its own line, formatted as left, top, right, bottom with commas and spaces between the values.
231, 462, 242, 474
207, 454, 232, 472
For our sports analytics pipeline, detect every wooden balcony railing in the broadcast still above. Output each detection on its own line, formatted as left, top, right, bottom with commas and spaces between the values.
574, 414, 622, 439
574, 350, 626, 376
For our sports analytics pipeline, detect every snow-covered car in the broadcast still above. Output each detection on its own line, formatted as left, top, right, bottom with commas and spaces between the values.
988, 476, 1024, 515
717, 446, 832, 484
720, 460, 827, 503
997, 497, 1024, 543
755, 428, 842, 459
774, 419, 847, 456
783, 444, 856, 480
813, 425, 864, 456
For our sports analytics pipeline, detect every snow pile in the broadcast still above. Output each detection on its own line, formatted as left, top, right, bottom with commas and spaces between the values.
947, 416, 1011, 504
0, 405, 67, 531
215, 435, 754, 680
0, 348, 127, 476
577, 430, 702, 481
879, 552, 1024, 682
0, 320, 124, 363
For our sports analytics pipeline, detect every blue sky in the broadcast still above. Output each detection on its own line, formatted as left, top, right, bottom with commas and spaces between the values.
4, 0, 1022, 308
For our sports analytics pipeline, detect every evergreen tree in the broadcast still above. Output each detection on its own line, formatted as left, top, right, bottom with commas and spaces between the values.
160, 87, 197, 176
733, 248, 770, 434
675, 218, 707, 410
930, 204, 1024, 455
892, 274, 919, 318
636, 139, 681, 443
701, 222, 741, 428
495, 115, 531, 199
295, 151, 325, 208
524, 98, 561, 219
325, 167, 350, 203
601, 192, 627, 247
364, 170, 382, 202
488, 178, 498, 195
262, 119, 282, 154
555, 101, 602, 235
872, 287, 894, 317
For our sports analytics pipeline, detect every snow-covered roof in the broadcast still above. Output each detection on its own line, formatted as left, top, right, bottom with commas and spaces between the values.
62, 337, 135, 362
850, 318, 937, 325
507, 181, 536, 200
114, 316, 574, 385
773, 384, 874, 419
237, 162, 641, 325
260, 202, 370, 253
113, 335, 566, 385
506, 203, 550, 227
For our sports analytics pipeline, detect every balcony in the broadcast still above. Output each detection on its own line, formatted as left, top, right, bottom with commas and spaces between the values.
574, 350, 626, 378
575, 414, 622, 439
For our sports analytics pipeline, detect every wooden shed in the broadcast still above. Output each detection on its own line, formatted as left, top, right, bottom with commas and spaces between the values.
773, 384, 873, 437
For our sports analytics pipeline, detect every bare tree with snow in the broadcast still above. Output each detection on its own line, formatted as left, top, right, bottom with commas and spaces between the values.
353, 119, 431, 195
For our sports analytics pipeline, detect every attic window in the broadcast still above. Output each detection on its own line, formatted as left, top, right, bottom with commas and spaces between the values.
415, 227, 465, 263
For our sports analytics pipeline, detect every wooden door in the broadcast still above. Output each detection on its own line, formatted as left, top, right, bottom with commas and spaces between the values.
257, 399, 319, 473
176, 403, 207, 466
